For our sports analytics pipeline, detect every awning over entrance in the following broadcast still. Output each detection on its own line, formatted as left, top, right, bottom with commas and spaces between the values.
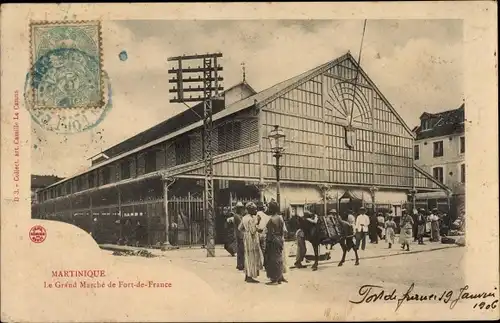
339, 190, 362, 200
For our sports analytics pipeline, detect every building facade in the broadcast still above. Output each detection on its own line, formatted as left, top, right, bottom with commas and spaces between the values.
32, 52, 450, 246
31, 175, 64, 204
413, 104, 465, 214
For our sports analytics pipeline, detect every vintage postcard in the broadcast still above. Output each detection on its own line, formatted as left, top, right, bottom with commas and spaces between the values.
1, 2, 498, 322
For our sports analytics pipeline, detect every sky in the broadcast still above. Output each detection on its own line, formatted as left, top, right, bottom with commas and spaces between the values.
31, 19, 464, 177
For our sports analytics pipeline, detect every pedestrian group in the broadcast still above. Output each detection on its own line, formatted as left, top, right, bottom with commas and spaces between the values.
226, 200, 288, 285
225, 202, 446, 284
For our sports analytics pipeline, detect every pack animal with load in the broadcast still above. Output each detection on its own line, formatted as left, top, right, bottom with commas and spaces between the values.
293, 209, 360, 271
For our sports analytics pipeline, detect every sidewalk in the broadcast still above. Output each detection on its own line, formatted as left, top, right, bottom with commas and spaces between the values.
100, 236, 461, 262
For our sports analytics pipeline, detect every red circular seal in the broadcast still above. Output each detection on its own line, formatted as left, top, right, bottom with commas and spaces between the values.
29, 225, 47, 243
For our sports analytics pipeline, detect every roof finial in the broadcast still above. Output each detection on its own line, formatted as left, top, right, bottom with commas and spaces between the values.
241, 62, 246, 82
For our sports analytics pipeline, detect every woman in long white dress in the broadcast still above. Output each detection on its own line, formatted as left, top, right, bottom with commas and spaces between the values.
399, 210, 414, 251
238, 202, 263, 283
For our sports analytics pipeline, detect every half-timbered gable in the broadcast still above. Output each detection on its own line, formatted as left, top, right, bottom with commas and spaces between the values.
260, 52, 415, 189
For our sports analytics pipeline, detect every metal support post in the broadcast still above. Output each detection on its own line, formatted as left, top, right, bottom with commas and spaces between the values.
162, 175, 177, 250
273, 152, 282, 209
369, 186, 378, 215
204, 56, 215, 257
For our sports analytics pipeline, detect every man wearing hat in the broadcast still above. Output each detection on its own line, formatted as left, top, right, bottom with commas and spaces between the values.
355, 207, 370, 251
227, 201, 246, 270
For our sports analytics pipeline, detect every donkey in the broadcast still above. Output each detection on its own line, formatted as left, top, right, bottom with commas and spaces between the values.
296, 213, 360, 271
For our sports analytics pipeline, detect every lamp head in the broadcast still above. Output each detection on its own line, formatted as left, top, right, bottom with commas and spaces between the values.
268, 125, 286, 152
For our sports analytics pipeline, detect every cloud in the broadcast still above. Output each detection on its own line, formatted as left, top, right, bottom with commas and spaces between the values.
31, 19, 463, 176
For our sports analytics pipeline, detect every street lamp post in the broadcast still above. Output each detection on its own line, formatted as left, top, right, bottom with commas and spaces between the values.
268, 125, 286, 209
369, 186, 378, 215
409, 188, 418, 212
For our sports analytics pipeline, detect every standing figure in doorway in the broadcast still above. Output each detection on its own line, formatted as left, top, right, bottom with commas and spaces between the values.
238, 202, 262, 283
355, 207, 370, 251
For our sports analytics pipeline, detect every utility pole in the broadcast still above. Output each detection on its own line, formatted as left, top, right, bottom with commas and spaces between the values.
168, 53, 223, 257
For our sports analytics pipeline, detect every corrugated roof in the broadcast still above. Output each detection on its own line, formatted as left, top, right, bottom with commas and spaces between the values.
31, 175, 65, 189
100, 99, 226, 159
415, 104, 465, 140
99, 82, 257, 160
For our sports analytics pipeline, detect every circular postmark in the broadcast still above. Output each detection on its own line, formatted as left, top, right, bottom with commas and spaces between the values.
24, 50, 112, 134
29, 225, 47, 243
32, 48, 102, 108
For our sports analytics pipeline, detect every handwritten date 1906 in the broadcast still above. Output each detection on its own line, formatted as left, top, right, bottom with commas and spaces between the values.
349, 283, 498, 312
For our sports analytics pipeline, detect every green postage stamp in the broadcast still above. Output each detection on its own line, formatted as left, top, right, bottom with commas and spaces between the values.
30, 21, 104, 109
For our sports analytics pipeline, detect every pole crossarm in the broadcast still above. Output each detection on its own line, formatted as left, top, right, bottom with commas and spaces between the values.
169, 67, 223, 74
167, 53, 223, 61
168, 77, 224, 84
169, 86, 224, 93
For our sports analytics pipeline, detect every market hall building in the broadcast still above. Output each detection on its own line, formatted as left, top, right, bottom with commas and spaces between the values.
32, 52, 450, 247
